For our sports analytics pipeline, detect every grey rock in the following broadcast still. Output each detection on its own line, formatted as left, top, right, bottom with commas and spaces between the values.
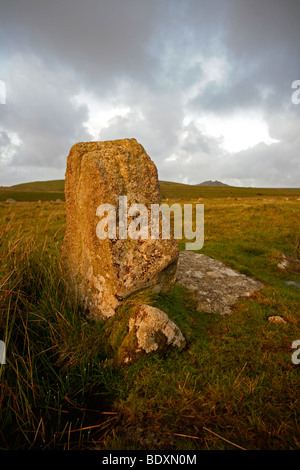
268, 316, 287, 324
176, 251, 263, 315
119, 304, 186, 364
130, 304, 186, 353
278, 253, 300, 273
285, 280, 300, 290
61, 139, 179, 320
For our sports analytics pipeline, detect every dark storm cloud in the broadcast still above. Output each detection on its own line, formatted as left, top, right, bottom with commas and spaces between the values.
0, 0, 159, 90
0, 0, 229, 95
226, 0, 300, 59
189, 0, 300, 114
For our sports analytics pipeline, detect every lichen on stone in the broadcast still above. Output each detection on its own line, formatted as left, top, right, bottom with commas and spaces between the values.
61, 138, 179, 320
114, 303, 186, 364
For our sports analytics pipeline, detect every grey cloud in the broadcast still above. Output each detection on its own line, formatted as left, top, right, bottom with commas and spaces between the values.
99, 93, 227, 185
1, 55, 91, 170
0, 130, 18, 163
0, 0, 299, 187
187, 0, 300, 116
189, 73, 264, 115
0, 130, 12, 152
155, 122, 227, 184
226, 0, 300, 60
219, 111, 300, 187
221, 143, 300, 188
0, 0, 160, 91
99, 79, 185, 158
0, 0, 230, 94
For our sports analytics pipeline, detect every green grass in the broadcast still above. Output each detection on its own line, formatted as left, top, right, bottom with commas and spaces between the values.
0, 185, 300, 450
0, 179, 65, 202
2, 179, 65, 192
159, 180, 300, 200
0, 191, 65, 202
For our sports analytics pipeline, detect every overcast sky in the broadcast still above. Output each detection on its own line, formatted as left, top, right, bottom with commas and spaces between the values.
0, 0, 300, 187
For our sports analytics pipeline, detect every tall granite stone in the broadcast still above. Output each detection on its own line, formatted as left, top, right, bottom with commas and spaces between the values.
61, 139, 179, 320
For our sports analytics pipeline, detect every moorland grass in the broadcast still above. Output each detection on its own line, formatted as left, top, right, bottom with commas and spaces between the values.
0, 188, 300, 450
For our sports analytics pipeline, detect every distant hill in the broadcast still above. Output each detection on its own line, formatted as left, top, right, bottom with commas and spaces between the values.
197, 180, 230, 187
0, 179, 65, 202
8, 180, 65, 192
1, 178, 300, 202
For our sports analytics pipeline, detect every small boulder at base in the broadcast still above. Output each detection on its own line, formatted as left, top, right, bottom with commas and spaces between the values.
61, 139, 179, 320
117, 304, 186, 364
268, 316, 287, 324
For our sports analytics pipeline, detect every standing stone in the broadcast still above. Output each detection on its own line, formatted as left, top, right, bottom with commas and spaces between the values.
61, 139, 179, 320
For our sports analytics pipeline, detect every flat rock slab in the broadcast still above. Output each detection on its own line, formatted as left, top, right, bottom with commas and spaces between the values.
176, 251, 263, 315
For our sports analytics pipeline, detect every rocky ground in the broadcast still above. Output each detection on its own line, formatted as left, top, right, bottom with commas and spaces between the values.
176, 251, 263, 315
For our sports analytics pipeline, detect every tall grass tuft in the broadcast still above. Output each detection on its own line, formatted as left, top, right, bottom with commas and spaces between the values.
0, 218, 118, 450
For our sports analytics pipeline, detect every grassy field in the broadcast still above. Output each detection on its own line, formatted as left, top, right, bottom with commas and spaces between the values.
0, 179, 65, 202
0, 181, 300, 450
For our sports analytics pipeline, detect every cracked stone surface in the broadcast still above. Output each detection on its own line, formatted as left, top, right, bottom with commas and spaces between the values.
129, 304, 186, 354
176, 251, 263, 315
